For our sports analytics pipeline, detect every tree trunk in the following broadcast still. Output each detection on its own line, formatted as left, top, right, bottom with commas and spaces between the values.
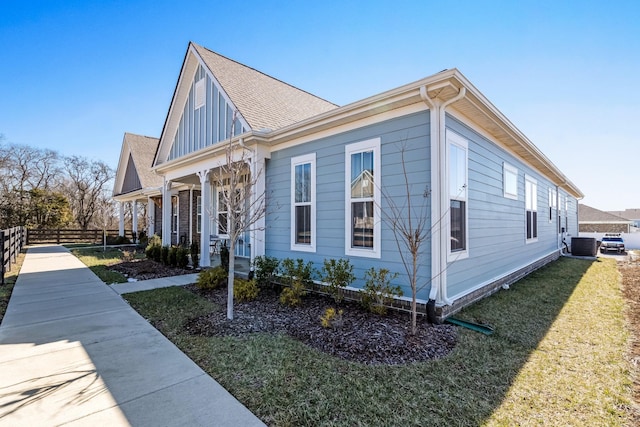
227, 241, 235, 320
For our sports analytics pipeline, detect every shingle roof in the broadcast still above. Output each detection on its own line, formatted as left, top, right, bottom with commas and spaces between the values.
579, 204, 632, 222
192, 43, 338, 131
609, 209, 640, 220
123, 132, 162, 189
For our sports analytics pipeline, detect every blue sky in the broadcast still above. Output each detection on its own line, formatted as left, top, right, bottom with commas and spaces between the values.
1, 0, 638, 211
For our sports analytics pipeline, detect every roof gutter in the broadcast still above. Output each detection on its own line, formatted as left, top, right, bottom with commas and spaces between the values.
420, 84, 466, 307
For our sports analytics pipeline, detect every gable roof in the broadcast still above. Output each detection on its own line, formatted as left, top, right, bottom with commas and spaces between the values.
579, 204, 632, 223
154, 42, 338, 166
113, 132, 162, 197
192, 43, 338, 131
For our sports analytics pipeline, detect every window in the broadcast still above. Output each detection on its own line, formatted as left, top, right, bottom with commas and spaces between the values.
503, 163, 518, 200
345, 138, 381, 258
291, 154, 315, 251
525, 176, 537, 241
447, 131, 468, 258
549, 187, 557, 223
196, 196, 202, 234
171, 196, 178, 235
194, 78, 205, 109
217, 184, 242, 236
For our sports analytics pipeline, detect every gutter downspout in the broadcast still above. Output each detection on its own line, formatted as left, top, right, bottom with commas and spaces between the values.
420, 85, 466, 307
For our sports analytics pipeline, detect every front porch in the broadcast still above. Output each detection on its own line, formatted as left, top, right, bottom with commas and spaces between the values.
208, 253, 252, 276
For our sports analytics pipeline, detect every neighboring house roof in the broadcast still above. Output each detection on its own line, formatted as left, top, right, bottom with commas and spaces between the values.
113, 133, 162, 197
192, 43, 338, 131
579, 204, 632, 223
609, 209, 640, 220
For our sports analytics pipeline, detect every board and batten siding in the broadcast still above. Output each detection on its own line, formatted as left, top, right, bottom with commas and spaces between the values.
121, 153, 141, 194
168, 65, 247, 161
444, 115, 576, 300
265, 112, 431, 299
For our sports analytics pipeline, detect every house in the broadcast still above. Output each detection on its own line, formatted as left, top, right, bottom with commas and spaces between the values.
112, 133, 163, 239
579, 204, 634, 233
122, 41, 583, 319
608, 209, 640, 229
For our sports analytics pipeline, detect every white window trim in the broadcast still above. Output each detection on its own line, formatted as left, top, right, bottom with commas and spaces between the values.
345, 138, 381, 258
549, 187, 557, 223
291, 153, 316, 252
525, 174, 538, 243
171, 195, 179, 235
503, 162, 518, 200
196, 195, 202, 234
446, 130, 469, 262
194, 78, 205, 109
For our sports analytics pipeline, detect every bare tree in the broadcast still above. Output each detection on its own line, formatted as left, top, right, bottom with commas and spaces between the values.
380, 144, 459, 335
213, 114, 266, 320
62, 156, 113, 230
380, 145, 431, 335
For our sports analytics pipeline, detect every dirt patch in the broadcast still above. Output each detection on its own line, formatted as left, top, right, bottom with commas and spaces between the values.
184, 284, 457, 365
109, 259, 193, 281
619, 256, 640, 422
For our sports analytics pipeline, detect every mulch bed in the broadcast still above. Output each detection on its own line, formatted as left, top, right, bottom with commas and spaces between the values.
184, 284, 458, 365
109, 259, 193, 281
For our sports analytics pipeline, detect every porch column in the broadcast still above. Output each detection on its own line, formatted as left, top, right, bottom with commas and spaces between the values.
162, 179, 172, 246
250, 145, 269, 263
197, 170, 211, 267
147, 197, 155, 236
118, 202, 125, 237
132, 201, 138, 242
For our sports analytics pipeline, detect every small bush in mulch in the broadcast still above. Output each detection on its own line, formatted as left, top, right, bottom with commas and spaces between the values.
184, 285, 457, 365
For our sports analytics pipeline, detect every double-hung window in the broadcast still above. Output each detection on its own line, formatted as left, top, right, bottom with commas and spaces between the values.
550, 188, 556, 221
171, 196, 178, 235
345, 138, 381, 258
196, 195, 202, 234
291, 153, 315, 252
447, 131, 468, 259
525, 175, 538, 241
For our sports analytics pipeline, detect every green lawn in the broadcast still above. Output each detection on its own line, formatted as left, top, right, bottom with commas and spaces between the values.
71, 246, 141, 284
124, 257, 633, 426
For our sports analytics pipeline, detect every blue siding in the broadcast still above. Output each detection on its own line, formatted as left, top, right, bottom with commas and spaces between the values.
169, 65, 245, 161
266, 111, 431, 299
444, 115, 575, 299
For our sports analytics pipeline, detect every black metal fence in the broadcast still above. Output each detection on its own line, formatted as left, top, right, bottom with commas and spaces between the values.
1, 226, 26, 286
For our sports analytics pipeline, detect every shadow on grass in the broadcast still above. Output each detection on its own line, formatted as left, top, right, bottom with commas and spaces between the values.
127, 257, 627, 426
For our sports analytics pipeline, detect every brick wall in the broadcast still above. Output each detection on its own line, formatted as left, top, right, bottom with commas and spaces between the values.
177, 190, 201, 246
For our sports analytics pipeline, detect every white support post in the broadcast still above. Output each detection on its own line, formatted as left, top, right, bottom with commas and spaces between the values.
162, 180, 172, 246
251, 147, 268, 263
118, 202, 125, 237
197, 170, 211, 267
147, 197, 155, 236
132, 201, 138, 242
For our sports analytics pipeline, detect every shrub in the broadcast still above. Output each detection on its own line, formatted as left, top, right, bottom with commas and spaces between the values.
176, 247, 189, 269
279, 258, 315, 307
253, 255, 279, 287
137, 230, 148, 247
320, 307, 344, 329
168, 246, 178, 267
121, 250, 134, 262
196, 266, 228, 290
145, 235, 163, 262
234, 278, 259, 302
321, 258, 355, 303
361, 268, 402, 315
161, 245, 170, 265
190, 240, 200, 269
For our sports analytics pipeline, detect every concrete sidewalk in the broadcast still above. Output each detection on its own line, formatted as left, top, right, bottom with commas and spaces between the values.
0, 245, 265, 426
